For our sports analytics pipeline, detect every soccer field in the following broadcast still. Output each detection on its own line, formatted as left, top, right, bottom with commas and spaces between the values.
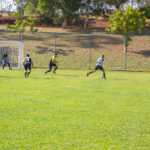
0, 69, 150, 150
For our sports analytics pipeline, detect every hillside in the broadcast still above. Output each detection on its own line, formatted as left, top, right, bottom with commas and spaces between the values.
0, 15, 150, 71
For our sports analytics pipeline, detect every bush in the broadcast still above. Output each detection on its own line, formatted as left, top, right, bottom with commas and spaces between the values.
139, 6, 150, 19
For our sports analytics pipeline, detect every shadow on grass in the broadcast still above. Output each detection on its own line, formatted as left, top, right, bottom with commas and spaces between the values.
0, 75, 24, 79
57, 74, 79, 77
30, 77, 55, 79
112, 78, 128, 80
129, 50, 150, 57
36, 46, 74, 56
35, 33, 123, 55
0, 75, 55, 80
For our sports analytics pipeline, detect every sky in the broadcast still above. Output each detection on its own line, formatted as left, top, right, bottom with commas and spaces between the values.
0, 0, 16, 11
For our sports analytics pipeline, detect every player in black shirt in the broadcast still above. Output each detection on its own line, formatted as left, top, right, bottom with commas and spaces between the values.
22, 54, 33, 78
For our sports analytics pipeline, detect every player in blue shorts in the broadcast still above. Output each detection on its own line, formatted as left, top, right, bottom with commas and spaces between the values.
87, 54, 106, 79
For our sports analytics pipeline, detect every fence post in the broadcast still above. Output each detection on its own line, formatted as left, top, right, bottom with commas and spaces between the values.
20, 32, 23, 43
125, 46, 127, 71
124, 34, 128, 71
54, 32, 56, 54
89, 33, 92, 69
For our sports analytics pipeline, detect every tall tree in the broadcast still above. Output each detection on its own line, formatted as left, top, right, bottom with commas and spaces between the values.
54, 0, 83, 26
80, 0, 104, 27
13, 0, 26, 15
22, 0, 83, 26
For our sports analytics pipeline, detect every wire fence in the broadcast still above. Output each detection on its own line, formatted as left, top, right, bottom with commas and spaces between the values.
0, 31, 150, 71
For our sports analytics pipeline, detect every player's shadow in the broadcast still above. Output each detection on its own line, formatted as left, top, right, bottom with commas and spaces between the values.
0, 76, 55, 79
57, 74, 79, 77
30, 77, 55, 79
0, 75, 24, 79
112, 78, 128, 80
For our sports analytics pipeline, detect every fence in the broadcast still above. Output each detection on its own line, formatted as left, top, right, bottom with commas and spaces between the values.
0, 31, 150, 71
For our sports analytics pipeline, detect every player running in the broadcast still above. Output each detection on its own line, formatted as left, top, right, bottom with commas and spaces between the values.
45, 53, 58, 74
87, 54, 106, 79
22, 54, 33, 78
1, 52, 12, 70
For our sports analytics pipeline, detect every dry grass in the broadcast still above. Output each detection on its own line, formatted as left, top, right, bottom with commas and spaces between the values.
0, 25, 150, 70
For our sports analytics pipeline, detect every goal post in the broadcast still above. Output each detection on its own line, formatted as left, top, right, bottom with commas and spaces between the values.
0, 41, 23, 69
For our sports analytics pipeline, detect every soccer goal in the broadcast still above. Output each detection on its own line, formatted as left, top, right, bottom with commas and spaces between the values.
0, 41, 23, 69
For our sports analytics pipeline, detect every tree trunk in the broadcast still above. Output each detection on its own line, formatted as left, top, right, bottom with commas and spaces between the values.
84, 14, 89, 28
124, 44, 127, 71
124, 35, 128, 71
62, 17, 68, 27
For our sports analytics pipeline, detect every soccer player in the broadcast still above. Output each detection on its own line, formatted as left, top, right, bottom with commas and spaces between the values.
87, 54, 106, 79
22, 54, 33, 78
45, 53, 58, 74
1, 52, 12, 70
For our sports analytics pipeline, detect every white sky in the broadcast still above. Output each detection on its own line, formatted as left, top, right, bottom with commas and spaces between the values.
0, 0, 16, 11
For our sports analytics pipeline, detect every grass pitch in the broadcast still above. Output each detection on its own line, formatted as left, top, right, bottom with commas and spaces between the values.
0, 69, 150, 150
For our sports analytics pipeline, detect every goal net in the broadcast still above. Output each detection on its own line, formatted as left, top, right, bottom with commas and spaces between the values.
0, 41, 23, 69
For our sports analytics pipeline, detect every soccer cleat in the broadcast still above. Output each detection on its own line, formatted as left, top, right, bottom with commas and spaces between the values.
53, 71, 56, 74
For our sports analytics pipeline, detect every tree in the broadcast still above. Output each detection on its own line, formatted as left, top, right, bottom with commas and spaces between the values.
137, 0, 150, 18
136, 0, 150, 7
13, 0, 26, 15
106, 7, 147, 70
23, 0, 83, 26
103, 0, 128, 9
80, 0, 104, 27
54, 0, 83, 26
7, 12, 37, 32
6, 12, 37, 42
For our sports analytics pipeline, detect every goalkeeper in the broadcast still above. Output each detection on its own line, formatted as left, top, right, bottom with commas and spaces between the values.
22, 54, 33, 78
87, 54, 106, 79
1, 52, 12, 70
45, 53, 58, 74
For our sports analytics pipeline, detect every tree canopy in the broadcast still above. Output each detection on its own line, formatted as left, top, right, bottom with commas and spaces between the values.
12, 0, 149, 26
106, 7, 147, 35
103, 0, 128, 9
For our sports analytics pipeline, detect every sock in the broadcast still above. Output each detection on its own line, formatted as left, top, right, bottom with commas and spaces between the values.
103, 72, 105, 78
25, 72, 27, 78
53, 67, 57, 73
45, 70, 51, 74
27, 72, 30, 77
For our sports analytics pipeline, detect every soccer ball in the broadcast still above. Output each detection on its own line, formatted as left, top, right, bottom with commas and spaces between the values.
101, 75, 104, 79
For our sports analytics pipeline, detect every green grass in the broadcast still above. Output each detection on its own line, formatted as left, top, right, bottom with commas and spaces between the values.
0, 68, 150, 150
